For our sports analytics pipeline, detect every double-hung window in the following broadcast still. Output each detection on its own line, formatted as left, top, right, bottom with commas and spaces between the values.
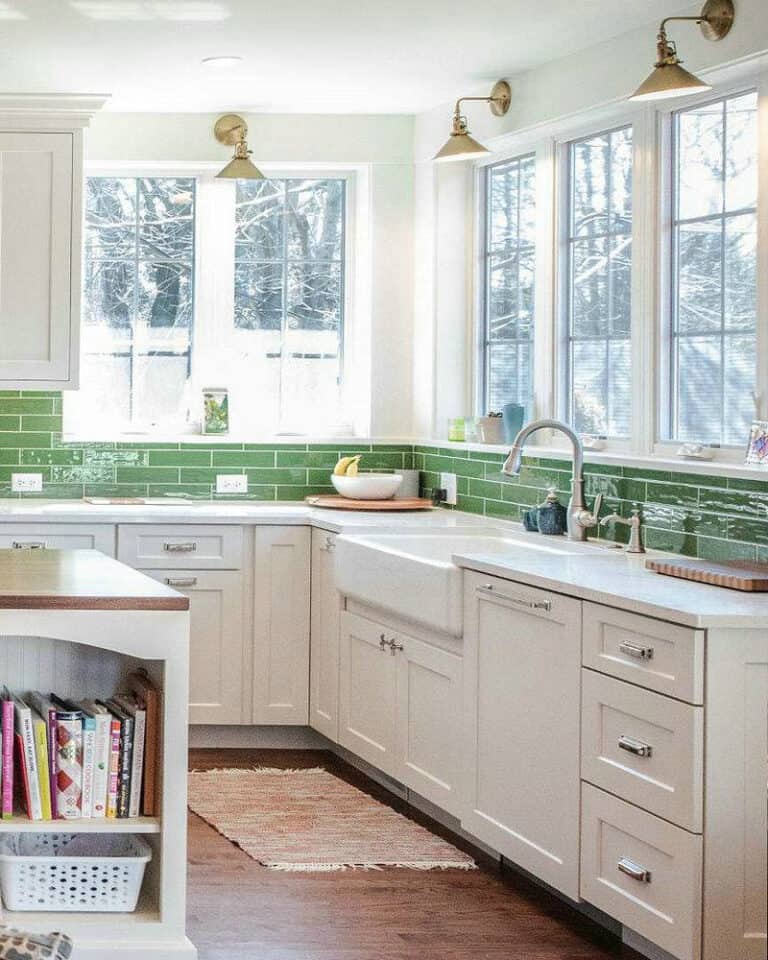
564, 126, 633, 439
667, 91, 758, 445
80, 176, 195, 429
480, 154, 536, 415
73, 173, 348, 436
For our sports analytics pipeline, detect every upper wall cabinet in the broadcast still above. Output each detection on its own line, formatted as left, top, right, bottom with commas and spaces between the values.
0, 96, 107, 389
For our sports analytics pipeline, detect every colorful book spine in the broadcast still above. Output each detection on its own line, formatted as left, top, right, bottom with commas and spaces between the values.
127, 706, 145, 819
105, 701, 134, 820
14, 699, 42, 820
106, 718, 121, 819
1, 698, 14, 819
89, 710, 111, 819
53, 706, 83, 820
31, 712, 52, 820
79, 714, 96, 821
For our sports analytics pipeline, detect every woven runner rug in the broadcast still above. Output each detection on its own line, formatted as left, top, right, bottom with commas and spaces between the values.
187, 766, 477, 872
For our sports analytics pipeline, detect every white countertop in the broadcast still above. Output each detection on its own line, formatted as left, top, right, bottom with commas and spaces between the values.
0, 499, 767, 628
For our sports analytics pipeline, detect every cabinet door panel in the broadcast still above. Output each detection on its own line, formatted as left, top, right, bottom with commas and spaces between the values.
252, 526, 310, 724
310, 530, 341, 740
339, 611, 397, 776
142, 569, 244, 724
396, 634, 462, 815
0, 132, 75, 385
0, 523, 115, 556
462, 572, 582, 899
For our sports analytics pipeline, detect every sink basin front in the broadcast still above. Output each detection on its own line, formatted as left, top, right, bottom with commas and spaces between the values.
334, 531, 583, 636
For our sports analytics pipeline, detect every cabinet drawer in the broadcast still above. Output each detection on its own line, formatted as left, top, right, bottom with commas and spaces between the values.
118, 524, 242, 569
581, 783, 702, 960
0, 523, 115, 556
582, 603, 704, 703
581, 670, 703, 831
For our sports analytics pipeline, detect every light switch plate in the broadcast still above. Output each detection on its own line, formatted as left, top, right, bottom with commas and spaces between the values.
440, 472, 457, 506
216, 474, 248, 494
11, 473, 43, 493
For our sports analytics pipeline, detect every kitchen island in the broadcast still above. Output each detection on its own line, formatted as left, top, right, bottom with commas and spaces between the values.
0, 549, 195, 960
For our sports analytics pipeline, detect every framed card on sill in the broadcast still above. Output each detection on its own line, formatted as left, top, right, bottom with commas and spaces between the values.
744, 420, 768, 467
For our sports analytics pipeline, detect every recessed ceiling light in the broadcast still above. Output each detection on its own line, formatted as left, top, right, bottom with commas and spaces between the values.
201, 56, 243, 68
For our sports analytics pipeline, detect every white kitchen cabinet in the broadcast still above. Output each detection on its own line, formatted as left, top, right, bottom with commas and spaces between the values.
702, 628, 768, 960
395, 630, 462, 815
0, 98, 105, 388
339, 608, 463, 811
142, 569, 245, 725
309, 529, 341, 741
252, 526, 311, 724
462, 571, 582, 900
0, 523, 115, 555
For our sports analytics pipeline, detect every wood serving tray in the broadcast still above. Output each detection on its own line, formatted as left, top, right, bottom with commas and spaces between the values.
646, 556, 768, 592
305, 495, 433, 511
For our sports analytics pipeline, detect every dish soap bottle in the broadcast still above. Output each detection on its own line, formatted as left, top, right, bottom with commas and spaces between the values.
536, 486, 567, 536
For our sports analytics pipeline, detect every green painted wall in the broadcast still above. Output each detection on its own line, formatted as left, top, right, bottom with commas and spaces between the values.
1, 392, 766, 563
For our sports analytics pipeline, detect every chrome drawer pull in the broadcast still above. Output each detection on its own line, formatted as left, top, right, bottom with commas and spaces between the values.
379, 633, 388, 651
163, 542, 197, 553
165, 577, 198, 588
619, 640, 654, 660
618, 735, 653, 758
479, 584, 552, 612
12, 540, 46, 550
618, 857, 652, 883
388, 638, 404, 655
318, 535, 336, 553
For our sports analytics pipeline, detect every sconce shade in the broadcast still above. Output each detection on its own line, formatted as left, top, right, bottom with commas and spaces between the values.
629, 60, 711, 101
215, 155, 265, 179
433, 130, 491, 163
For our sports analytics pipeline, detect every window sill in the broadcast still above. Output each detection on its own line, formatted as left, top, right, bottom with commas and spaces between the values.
59, 432, 414, 447
416, 437, 768, 482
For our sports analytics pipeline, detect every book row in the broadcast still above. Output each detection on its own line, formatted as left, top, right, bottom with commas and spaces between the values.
2, 670, 160, 821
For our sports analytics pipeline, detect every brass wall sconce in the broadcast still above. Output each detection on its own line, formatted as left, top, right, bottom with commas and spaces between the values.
433, 79, 511, 162
629, 0, 735, 102
213, 113, 265, 179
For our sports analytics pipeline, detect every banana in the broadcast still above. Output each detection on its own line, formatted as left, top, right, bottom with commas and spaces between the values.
346, 457, 361, 477
333, 456, 357, 476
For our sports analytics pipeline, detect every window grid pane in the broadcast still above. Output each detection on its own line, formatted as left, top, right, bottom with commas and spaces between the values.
234, 179, 346, 429
482, 154, 535, 415
83, 176, 196, 426
670, 91, 758, 445
566, 125, 633, 438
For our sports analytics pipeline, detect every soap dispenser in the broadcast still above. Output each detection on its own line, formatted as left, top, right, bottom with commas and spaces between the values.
536, 486, 567, 536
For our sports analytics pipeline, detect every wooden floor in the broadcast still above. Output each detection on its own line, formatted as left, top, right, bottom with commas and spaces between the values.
187, 749, 641, 960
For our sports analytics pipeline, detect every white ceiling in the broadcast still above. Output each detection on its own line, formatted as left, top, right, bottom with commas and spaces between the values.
0, 0, 686, 113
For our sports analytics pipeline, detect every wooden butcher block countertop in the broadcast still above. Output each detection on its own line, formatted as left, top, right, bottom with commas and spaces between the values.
0, 549, 189, 611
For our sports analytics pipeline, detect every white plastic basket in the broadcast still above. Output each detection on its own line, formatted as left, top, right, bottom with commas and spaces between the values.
0, 833, 152, 912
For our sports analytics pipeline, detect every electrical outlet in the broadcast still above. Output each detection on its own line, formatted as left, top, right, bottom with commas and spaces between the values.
439, 472, 457, 506
11, 473, 43, 493
215, 474, 248, 495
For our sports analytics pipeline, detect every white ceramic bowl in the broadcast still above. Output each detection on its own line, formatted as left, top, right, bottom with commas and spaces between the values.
331, 473, 403, 500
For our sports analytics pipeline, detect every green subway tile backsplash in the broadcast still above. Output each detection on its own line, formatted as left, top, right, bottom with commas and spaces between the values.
1, 390, 768, 562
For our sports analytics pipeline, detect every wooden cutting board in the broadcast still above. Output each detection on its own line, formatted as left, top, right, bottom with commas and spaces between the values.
306, 495, 433, 511
646, 556, 768, 591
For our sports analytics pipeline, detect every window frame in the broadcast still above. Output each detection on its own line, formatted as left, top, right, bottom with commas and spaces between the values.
477, 151, 537, 417
561, 122, 635, 442
655, 81, 763, 460
68, 162, 360, 441
471, 61, 768, 471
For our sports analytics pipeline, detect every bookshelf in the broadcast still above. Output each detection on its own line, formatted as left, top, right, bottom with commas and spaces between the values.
0, 550, 195, 960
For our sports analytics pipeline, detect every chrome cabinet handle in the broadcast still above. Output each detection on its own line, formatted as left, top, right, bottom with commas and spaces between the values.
163, 542, 197, 553
478, 583, 552, 612
318, 535, 336, 553
379, 633, 388, 651
618, 857, 652, 883
618, 735, 653, 758
388, 638, 404, 655
12, 540, 46, 550
619, 640, 654, 660
165, 576, 198, 588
